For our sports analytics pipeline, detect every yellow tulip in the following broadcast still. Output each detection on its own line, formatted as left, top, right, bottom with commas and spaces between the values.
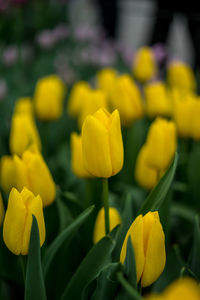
93, 207, 121, 244
0, 155, 15, 193
133, 47, 157, 82
3, 187, 45, 255
110, 74, 144, 126
120, 211, 166, 287
167, 61, 196, 91
14, 97, 33, 115
34, 75, 66, 121
9, 113, 41, 156
135, 145, 158, 190
67, 81, 90, 118
144, 82, 172, 118
82, 108, 124, 178
145, 118, 176, 170
96, 68, 117, 98
70, 132, 91, 178
14, 146, 56, 207
0, 193, 5, 226
146, 277, 200, 300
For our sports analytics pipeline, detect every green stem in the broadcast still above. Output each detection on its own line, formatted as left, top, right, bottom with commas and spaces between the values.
102, 178, 110, 235
117, 272, 142, 300
20, 255, 27, 282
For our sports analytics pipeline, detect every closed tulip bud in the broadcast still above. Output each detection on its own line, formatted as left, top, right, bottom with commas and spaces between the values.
14, 97, 33, 115
0, 155, 15, 193
144, 82, 172, 118
135, 145, 158, 190
133, 47, 157, 82
146, 118, 176, 170
82, 108, 124, 178
110, 74, 144, 126
14, 147, 56, 207
34, 75, 66, 121
0, 193, 5, 226
93, 207, 121, 244
70, 132, 91, 178
191, 100, 200, 140
167, 61, 196, 91
67, 81, 90, 118
146, 277, 200, 300
96, 68, 117, 97
3, 187, 45, 255
120, 211, 166, 287
9, 113, 41, 156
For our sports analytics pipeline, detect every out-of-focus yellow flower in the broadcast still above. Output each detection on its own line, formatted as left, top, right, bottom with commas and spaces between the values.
3, 187, 45, 255
14, 97, 33, 115
0, 155, 15, 193
133, 47, 157, 82
144, 82, 172, 118
167, 61, 196, 91
78, 89, 108, 128
82, 108, 124, 178
9, 113, 41, 156
67, 81, 90, 118
14, 146, 56, 207
135, 145, 158, 190
70, 132, 91, 178
93, 207, 121, 244
96, 68, 117, 97
110, 74, 144, 126
146, 277, 200, 300
145, 118, 176, 171
34, 75, 66, 121
120, 211, 166, 287
0, 193, 5, 226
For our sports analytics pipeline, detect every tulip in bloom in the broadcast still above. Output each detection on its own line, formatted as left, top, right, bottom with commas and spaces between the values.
110, 74, 144, 126
0, 155, 15, 193
96, 68, 117, 98
14, 146, 56, 207
34, 75, 66, 121
93, 207, 121, 244
133, 47, 157, 82
82, 108, 124, 178
120, 211, 166, 287
3, 187, 45, 255
70, 132, 91, 178
0, 193, 5, 226
14, 97, 33, 115
144, 82, 172, 118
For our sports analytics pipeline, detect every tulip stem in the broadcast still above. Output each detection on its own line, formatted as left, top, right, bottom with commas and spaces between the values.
20, 256, 27, 282
117, 272, 142, 300
102, 178, 110, 235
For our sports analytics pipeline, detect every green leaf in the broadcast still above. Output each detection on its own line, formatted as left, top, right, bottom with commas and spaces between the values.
188, 215, 200, 279
25, 215, 47, 300
42, 205, 94, 278
138, 153, 178, 215
124, 237, 137, 290
61, 236, 115, 300
56, 196, 74, 232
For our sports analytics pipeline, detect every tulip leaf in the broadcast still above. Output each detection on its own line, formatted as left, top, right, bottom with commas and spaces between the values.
60, 236, 115, 300
43, 205, 94, 278
25, 215, 47, 300
138, 152, 178, 215
124, 236, 137, 289
188, 215, 200, 279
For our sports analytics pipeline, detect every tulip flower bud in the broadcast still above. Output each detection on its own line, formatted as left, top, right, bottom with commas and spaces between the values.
145, 118, 176, 171
82, 108, 124, 178
110, 74, 144, 126
14, 146, 56, 207
167, 61, 196, 91
135, 145, 158, 190
0, 193, 5, 226
14, 97, 33, 115
70, 132, 92, 178
144, 82, 172, 118
0, 155, 15, 193
34, 75, 66, 121
146, 277, 200, 300
3, 187, 45, 255
120, 211, 166, 287
133, 47, 157, 82
96, 68, 117, 97
67, 81, 90, 118
9, 113, 41, 156
93, 207, 121, 244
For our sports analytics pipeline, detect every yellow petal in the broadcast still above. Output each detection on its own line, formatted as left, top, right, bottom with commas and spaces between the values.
14, 155, 30, 191
0, 193, 5, 226
0, 155, 16, 193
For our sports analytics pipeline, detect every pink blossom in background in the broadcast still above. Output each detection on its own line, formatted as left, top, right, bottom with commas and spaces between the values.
36, 30, 56, 49
116, 43, 134, 65
152, 44, 167, 64
2, 46, 18, 66
0, 79, 8, 101
74, 25, 101, 42
52, 24, 69, 43
0, 0, 9, 12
